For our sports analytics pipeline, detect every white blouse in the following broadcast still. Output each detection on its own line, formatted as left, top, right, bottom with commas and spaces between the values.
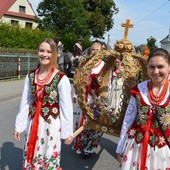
15, 71, 73, 139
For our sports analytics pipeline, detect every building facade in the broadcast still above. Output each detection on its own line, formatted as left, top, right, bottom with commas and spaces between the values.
0, 0, 38, 29
160, 28, 170, 53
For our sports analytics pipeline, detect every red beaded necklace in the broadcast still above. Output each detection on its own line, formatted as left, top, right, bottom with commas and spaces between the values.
148, 79, 169, 105
36, 66, 55, 85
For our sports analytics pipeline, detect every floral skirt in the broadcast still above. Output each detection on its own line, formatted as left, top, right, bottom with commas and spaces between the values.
72, 128, 103, 154
120, 138, 170, 170
72, 102, 103, 154
23, 116, 61, 170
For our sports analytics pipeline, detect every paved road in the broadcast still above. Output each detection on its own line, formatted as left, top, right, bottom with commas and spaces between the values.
0, 79, 120, 170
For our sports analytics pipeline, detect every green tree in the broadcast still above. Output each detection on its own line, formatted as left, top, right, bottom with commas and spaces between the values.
146, 36, 157, 52
36, 0, 118, 38
83, 0, 118, 38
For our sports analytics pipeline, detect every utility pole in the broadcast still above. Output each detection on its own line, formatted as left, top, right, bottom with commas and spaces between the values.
107, 34, 110, 46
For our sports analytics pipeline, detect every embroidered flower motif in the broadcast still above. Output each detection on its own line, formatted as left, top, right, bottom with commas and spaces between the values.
150, 135, 157, 146
42, 107, 49, 116
160, 113, 170, 126
137, 132, 143, 142
159, 136, 165, 145
37, 146, 40, 151
50, 136, 53, 141
123, 155, 127, 162
46, 87, 51, 93
167, 105, 170, 113
44, 162, 50, 169
52, 107, 58, 114
133, 161, 139, 167
138, 110, 147, 120
129, 129, 136, 137
46, 129, 50, 136
40, 138, 45, 145
49, 90, 57, 99
51, 151, 59, 159
129, 146, 133, 151
101, 126, 108, 132
37, 158, 43, 164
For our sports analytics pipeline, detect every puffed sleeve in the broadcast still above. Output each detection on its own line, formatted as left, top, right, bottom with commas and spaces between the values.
116, 95, 137, 154
15, 75, 33, 133
58, 75, 73, 139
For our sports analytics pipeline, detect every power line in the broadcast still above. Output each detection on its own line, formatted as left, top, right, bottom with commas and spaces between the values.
141, 0, 169, 13
135, 0, 169, 25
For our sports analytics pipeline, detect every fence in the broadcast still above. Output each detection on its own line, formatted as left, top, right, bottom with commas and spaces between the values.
0, 54, 38, 80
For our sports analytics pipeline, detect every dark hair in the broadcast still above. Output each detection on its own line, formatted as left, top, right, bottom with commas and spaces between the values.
101, 42, 108, 50
115, 54, 123, 62
147, 48, 170, 64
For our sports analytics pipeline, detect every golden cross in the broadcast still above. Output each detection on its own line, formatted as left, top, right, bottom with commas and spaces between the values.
121, 19, 134, 41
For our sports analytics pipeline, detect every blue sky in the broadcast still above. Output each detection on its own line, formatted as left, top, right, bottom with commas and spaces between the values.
29, 0, 170, 47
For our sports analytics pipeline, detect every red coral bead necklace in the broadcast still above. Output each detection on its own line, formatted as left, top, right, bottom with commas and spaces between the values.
148, 79, 169, 105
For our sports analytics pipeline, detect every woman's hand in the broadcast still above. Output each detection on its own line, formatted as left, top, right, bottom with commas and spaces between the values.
64, 136, 73, 145
14, 131, 21, 141
117, 153, 123, 167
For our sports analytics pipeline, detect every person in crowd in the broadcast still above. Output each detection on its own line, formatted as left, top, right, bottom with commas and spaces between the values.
73, 40, 118, 159
73, 39, 83, 59
116, 48, 170, 170
90, 40, 104, 54
14, 38, 73, 169
54, 37, 65, 72
69, 39, 83, 77
101, 42, 108, 50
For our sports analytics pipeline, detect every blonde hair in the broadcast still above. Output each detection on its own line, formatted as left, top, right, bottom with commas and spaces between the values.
38, 38, 58, 68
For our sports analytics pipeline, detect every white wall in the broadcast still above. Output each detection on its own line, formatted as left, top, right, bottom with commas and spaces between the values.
9, 0, 35, 16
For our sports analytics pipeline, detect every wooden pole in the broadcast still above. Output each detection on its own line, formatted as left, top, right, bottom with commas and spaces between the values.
72, 126, 84, 138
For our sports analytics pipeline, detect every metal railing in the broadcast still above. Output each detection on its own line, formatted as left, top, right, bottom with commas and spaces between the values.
0, 54, 38, 80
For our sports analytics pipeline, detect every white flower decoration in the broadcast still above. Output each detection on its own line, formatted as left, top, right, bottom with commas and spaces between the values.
50, 90, 57, 99
159, 114, 170, 126
52, 107, 58, 114
158, 136, 165, 145
129, 129, 136, 137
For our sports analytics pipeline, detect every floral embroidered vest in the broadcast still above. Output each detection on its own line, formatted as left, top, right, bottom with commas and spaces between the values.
28, 70, 65, 121
128, 85, 170, 148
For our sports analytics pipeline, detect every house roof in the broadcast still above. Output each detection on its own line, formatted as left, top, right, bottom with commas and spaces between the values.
160, 28, 170, 43
0, 0, 16, 18
4, 11, 36, 20
0, 0, 37, 20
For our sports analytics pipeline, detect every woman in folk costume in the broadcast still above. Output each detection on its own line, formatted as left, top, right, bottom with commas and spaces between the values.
73, 41, 124, 158
116, 48, 170, 170
72, 41, 104, 158
14, 38, 73, 169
